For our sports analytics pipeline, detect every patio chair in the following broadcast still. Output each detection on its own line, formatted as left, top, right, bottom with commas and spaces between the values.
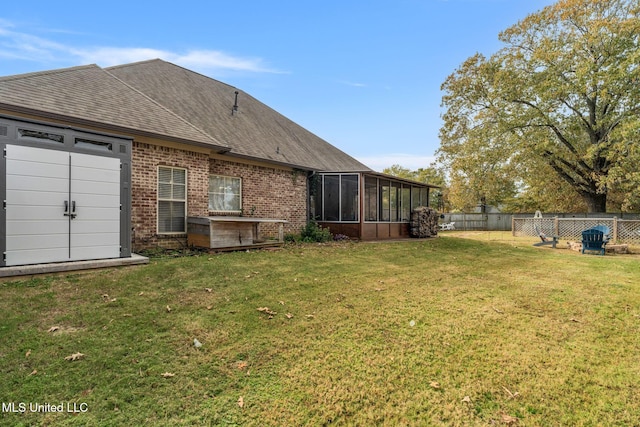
581, 225, 610, 255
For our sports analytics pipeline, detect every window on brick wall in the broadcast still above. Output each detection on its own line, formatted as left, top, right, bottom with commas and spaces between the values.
158, 166, 187, 233
209, 175, 242, 213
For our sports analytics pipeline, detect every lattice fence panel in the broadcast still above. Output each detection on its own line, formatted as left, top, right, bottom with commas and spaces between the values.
618, 220, 640, 244
514, 217, 640, 243
557, 218, 614, 241
513, 218, 555, 237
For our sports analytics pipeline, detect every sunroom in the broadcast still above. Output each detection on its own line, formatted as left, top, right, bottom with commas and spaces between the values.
309, 172, 440, 240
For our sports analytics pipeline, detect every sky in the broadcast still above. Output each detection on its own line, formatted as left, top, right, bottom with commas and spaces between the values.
0, 0, 556, 172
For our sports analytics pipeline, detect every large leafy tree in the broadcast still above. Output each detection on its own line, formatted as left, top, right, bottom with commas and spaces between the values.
382, 164, 449, 209
439, 0, 640, 213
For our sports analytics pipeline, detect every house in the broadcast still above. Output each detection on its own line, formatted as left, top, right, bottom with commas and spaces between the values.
0, 59, 436, 267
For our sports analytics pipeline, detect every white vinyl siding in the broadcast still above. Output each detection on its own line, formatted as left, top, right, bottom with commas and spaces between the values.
158, 166, 187, 233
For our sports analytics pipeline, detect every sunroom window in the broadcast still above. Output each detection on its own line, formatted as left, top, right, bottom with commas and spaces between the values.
312, 174, 360, 222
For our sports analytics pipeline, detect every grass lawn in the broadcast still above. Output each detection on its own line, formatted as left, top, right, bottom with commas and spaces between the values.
1, 233, 639, 426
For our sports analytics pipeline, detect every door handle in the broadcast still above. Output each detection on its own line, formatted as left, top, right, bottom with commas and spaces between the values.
64, 201, 77, 219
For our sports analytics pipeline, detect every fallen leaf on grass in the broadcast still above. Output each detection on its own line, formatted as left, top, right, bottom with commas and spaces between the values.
204, 288, 212, 293
64, 352, 85, 361
285, 313, 294, 319
501, 413, 518, 424
28, 369, 37, 376
257, 307, 277, 316
166, 305, 171, 313
279, 301, 285, 305
462, 396, 471, 403
492, 306, 504, 314
305, 314, 315, 319
47, 326, 60, 333
429, 381, 441, 389
570, 318, 581, 323
237, 396, 244, 408
206, 306, 213, 310
236, 361, 248, 370
161, 372, 175, 378
102, 294, 116, 302
25, 350, 31, 358
502, 386, 520, 399
138, 291, 144, 296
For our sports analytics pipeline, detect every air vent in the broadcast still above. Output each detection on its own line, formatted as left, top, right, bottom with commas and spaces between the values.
0, 125, 7, 137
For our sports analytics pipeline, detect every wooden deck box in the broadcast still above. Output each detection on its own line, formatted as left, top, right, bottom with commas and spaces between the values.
187, 216, 287, 250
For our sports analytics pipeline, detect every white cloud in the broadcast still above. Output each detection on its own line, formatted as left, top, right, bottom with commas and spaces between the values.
356, 153, 436, 172
0, 21, 283, 74
338, 80, 367, 87
76, 47, 286, 74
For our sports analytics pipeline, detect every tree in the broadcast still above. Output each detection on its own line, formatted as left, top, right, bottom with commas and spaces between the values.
382, 164, 449, 209
382, 164, 447, 187
439, 0, 640, 213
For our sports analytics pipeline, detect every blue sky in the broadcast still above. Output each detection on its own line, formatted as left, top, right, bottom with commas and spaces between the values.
0, 0, 555, 172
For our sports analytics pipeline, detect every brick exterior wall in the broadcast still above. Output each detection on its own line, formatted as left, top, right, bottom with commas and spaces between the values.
209, 158, 308, 237
131, 141, 209, 250
131, 141, 308, 250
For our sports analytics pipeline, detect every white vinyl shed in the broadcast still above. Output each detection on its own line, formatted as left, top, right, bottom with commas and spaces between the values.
0, 116, 132, 267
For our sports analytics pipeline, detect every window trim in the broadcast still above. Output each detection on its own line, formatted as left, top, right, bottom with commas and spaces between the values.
208, 174, 242, 214
313, 173, 360, 223
157, 166, 187, 234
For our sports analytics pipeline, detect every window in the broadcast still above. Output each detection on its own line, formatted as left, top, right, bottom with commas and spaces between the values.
411, 187, 421, 210
209, 175, 241, 212
364, 176, 378, 221
400, 186, 411, 221
323, 175, 340, 221
340, 175, 359, 221
379, 180, 390, 222
75, 138, 112, 152
390, 182, 400, 222
18, 128, 64, 144
420, 188, 430, 208
311, 173, 360, 222
158, 167, 186, 233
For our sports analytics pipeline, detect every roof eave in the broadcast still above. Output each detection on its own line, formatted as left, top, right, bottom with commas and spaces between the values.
0, 103, 231, 154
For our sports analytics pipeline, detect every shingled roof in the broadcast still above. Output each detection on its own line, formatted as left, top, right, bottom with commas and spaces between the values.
0, 64, 228, 151
0, 60, 370, 172
107, 60, 370, 172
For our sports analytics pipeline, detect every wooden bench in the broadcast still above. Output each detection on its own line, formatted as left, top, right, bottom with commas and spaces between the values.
581, 225, 610, 255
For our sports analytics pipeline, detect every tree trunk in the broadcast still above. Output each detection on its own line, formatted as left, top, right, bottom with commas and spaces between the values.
584, 192, 607, 213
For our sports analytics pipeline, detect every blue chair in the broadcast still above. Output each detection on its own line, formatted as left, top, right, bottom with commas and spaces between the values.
581, 226, 610, 255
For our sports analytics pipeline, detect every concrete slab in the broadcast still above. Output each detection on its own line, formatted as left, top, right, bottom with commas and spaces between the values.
0, 254, 149, 278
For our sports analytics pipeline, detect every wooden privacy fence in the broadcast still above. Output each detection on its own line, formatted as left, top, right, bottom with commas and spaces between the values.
512, 217, 640, 244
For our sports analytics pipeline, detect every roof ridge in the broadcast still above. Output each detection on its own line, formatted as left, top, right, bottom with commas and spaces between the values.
104, 58, 163, 71
107, 59, 239, 92
101, 66, 230, 151
0, 64, 101, 82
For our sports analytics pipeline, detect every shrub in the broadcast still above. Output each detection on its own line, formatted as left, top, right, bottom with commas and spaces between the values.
300, 222, 333, 243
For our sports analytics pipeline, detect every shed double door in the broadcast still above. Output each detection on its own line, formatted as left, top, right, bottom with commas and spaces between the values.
5, 145, 121, 266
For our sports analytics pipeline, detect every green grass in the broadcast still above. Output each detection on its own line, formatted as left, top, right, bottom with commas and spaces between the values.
1, 234, 639, 426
